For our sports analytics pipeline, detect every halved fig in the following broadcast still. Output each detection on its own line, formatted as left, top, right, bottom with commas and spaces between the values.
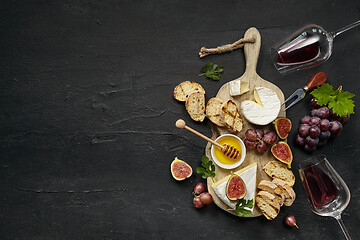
170, 157, 192, 181
271, 142, 293, 168
226, 173, 246, 200
274, 117, 292, 139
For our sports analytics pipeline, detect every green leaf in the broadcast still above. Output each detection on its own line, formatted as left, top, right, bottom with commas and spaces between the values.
234, 199, 254, 217
214, 65, 224, 73
310, 83, 355, 117
201, 62, 213, 73
310, 83, 334, 106
211, 74, 220, 80
199, 62, 224, 81
196, 155, 216, 180
205, 72, 213, 78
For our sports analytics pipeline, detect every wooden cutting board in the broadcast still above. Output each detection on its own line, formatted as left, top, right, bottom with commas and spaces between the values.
206, 27, 286, 217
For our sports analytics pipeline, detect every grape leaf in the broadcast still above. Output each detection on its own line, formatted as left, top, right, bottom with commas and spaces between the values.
310, 83, 334, 106
310, 83, 355, 117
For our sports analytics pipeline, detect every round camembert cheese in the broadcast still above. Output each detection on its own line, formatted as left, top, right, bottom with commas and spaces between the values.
241, 87, 281, 125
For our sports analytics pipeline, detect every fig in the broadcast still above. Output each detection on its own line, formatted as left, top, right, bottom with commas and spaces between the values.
226, 173, 246, 200
274, 117, 292, 139
271, 141, 293, 168
170, 157, 192, 181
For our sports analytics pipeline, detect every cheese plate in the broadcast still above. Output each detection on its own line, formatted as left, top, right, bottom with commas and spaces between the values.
205, 27, 286, 217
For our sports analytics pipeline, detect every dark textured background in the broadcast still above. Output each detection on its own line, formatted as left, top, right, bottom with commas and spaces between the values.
1, 1, 359, 239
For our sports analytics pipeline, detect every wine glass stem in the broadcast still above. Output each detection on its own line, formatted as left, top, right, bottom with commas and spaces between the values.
335, 215, 352, 240
332, 20, 360, 38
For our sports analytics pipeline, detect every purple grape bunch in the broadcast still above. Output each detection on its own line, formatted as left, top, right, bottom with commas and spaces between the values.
295, 98, 347, 152
244, 129, 277, 153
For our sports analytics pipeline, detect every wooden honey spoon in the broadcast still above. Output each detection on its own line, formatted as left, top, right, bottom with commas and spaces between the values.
175, 119, 240, 159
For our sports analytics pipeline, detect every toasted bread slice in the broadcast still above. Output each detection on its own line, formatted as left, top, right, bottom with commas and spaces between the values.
206, 98, 225, 127
185, 91, 206, 122
272, 178, 296, 207
257, 180, 285, 206
174, 81, 205, 102
220, 100, 243, 133
256, 191, 280, 220
263, 161, 295, 187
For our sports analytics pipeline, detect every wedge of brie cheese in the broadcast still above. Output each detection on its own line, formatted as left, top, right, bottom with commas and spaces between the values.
241, 87, 281, 125
212, 163, 257, 212
229, 79, 250, 97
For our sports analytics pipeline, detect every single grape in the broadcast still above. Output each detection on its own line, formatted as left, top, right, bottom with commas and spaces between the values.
284, 214, 299, 228
255, 129, 265, 140
193, 183, 206, 195
318, 139, 327, 147
316, 106, 330, 119
199, 192, 213, 204
256, 140, 268, 153
309, 126, 321, 138
245, 129, 257, 142
295, 135, 305, 146
310, 109, 318, 117
263, 131, 277, 145
244, 139, 257, 149
329, 109, 339, 120
319, 130, 331, 141
339, 113, 350, 124
330, 110, 350, 124
301, 116, 311, 125
305, 136, 319, 147
329, 121, 343, 137
309, 116, 321, 126
310, 98, 320, 109
304, 144, 316, 152
319, 119, 330, 131
298, 124, 310, 138
193, 196, 204, 209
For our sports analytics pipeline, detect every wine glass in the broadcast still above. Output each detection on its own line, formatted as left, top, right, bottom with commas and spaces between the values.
298, 155, 351, 240
271, 20, 360, 74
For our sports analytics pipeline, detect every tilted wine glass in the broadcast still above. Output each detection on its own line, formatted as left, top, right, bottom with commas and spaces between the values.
298, 155, 351, 240
271, 20, 360, 74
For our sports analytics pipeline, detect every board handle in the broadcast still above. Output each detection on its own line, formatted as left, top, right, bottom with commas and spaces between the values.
243, 27, 261, 76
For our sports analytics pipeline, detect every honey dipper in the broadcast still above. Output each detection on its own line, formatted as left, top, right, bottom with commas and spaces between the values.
175, 119, 240, 159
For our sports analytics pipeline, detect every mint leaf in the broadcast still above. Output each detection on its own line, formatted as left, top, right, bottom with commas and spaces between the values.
214, 65, 224, 73
200, 62, 213, 73
199, 62, 224, 81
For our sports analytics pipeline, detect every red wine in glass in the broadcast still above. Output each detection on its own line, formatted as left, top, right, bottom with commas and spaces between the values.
299, 155, 352, 240
276, 34, 321, 66
303, 164, 337, 207
271, 20, 360, 74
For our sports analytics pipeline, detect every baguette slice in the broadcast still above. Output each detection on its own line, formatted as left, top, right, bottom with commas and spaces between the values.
272, 178, 296, 207
185, 91, 206, 122
220, 100, 243, 133
263, 161, 295, 187
257, 180, 285, 206
256, 191, 280, 220
174, 81, 205, 102
206, 98, 225, 127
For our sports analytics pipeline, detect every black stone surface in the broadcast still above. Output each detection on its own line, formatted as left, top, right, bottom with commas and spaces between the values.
1, 1, 359, 239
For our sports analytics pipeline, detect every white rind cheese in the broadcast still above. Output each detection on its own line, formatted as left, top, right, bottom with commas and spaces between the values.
229, 80, 241, 96
212, 163, 257, 212
241, 87, 281, 125
229, 79, 250, 97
